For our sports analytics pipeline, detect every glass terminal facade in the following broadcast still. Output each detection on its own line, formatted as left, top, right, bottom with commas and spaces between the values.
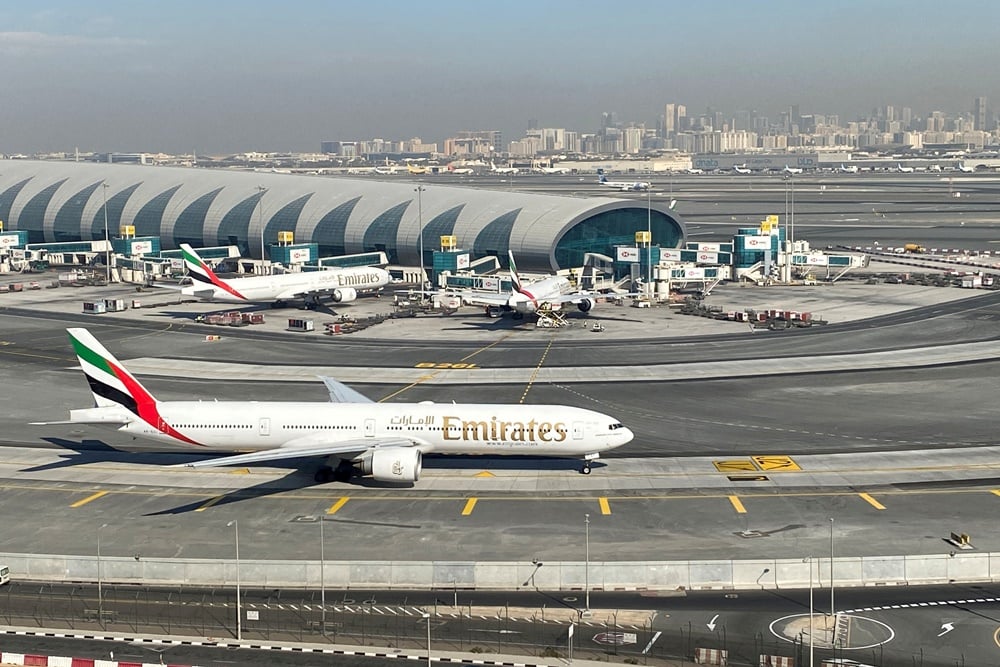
555, 209, 683, 268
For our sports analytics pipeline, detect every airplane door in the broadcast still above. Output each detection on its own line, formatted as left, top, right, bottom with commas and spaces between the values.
259, 417, 271, 437
364, 418, 375, 437
572, 422, 584, 440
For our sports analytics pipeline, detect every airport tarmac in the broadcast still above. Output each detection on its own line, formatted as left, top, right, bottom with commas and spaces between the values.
2, 171, 1000, 569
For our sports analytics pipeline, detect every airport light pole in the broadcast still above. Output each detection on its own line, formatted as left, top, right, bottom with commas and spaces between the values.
414, 185, 426, 293
257, 185, 267, 275
584, 513, 591, 614
805, 556, 814, 667
829, 517, 835, 618
646, 187, 652, 300
101, 183, 110, 283
422, 612, 432, 667
97, 522, 108, 624
227, 520, 242, 640
320, 517, 326, 633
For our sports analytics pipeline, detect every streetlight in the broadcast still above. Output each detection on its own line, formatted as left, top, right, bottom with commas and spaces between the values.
320, 517, 326, 633
804, 557, 814, 667
256, 185, 267, 275
584, 513, 591, 613
522, 560, 543, 588
414, 185, 426, 292
97, 522, 108, 623
829, 518, 835, 618
756, 567, 770, 588
421, 612, 431, 667
646, 188, 652, 300
101, 183, 110, 283
227, 519, 242, 640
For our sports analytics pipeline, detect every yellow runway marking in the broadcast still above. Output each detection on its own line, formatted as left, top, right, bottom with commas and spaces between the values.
714, 460, 758, 472
70, 490, 108, 508
327, 497, 350, 514
194, 495, 224, 512
858, 493, 886, 510
752, 455, 801, 471
728, 495, 747, 514
474, 471, 496, 478
461, 498, 478, 515
380, 334, 513, 402
990, 490, 1000, 498
598, 497, 611, 515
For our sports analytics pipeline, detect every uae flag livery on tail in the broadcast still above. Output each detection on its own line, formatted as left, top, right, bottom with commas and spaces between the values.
180, 244, 247, 300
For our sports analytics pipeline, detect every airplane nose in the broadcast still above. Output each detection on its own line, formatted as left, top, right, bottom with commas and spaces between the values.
614, 427, 634, 447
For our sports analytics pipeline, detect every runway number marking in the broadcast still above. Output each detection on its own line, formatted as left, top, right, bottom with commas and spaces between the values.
70, 490, 108, 508
598, 497, 611, 515
858, 493, 886, 510
415, 362, 479, 369
461, 498, 478, 515
728, 495, 747, 514
327, 497, 350, 514
714, 460, 757, 472
752, 455, 801, 471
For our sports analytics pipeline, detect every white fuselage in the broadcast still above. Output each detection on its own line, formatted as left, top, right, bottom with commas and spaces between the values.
103, 402, 633, 458
509, 276, 573, 313
183, 267, 390, 303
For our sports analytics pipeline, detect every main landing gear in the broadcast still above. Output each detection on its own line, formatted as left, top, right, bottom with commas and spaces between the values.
315, 460, 355, 483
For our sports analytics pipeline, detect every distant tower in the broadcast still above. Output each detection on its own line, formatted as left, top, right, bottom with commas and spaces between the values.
974, 96, 988, 131
663, 103, 676, 136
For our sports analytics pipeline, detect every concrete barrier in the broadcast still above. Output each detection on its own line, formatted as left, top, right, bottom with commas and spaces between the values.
2, 551, 998, 590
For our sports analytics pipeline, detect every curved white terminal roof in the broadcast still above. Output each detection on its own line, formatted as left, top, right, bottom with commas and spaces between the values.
0, 161, 685, 271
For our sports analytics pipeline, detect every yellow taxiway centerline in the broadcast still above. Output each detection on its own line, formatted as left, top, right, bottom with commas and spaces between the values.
462, 498, 478, 515
327, 497, 350, 514
858, 492, 886, 510
69, 490, 108, 508
194, 495, 224, 512
728, 495, 747, 514
598, 497, 611, 515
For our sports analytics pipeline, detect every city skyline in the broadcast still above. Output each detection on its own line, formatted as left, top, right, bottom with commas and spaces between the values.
1, 1, 999, 154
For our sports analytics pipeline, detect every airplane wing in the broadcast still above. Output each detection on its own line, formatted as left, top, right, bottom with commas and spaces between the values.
177, 436, 418, 469
319, 376, 374, 403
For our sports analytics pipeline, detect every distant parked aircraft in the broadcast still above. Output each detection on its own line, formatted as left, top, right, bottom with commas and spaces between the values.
597, 169, 650, 191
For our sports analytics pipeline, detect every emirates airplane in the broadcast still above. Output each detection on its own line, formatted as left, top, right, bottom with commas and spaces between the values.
176, 244, 390, 308
35, 329, 634, 483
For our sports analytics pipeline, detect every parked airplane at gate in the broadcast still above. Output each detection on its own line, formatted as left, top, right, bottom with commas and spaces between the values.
782, 164, 803, 175
176, 244, 390, 308
490, 161, 519, 175
838, 164, 859, 174
452, 251, 607, 319
896, 163, 915, 173
732, 164, 752, 174
34, 329, 633, 482
597, 169, 650, 191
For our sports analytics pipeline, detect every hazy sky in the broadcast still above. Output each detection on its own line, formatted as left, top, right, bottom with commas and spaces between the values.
1, 1, 997, 155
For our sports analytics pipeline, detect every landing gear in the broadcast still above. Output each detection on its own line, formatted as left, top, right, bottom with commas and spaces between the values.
271, 299, 288, 309
581, 463, 592, 475
314, 460, 355, 483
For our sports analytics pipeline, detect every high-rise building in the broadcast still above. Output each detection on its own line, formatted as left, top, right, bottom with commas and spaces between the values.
663, 104, 675, 135
974, 96, 988, 131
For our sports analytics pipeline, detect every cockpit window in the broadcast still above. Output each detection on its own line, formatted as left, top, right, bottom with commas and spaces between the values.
609, 423, 625, 430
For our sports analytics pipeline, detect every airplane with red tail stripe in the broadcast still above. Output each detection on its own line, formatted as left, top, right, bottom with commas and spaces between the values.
177, 244, 390, 309
32, 329, 634, 482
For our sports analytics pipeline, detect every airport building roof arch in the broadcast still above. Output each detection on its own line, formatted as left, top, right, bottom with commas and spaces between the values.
0, 161, 686, 272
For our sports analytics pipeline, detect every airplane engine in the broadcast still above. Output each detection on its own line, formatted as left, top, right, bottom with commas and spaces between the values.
577, 297, 597, 313
360, 447, 421, 483
332, 287, 358, 303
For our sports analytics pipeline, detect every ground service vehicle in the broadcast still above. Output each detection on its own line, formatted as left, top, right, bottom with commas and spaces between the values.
903, 243, 926, 253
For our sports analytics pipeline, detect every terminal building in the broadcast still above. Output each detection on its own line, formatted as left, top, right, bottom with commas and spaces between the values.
0, 161, 685, 273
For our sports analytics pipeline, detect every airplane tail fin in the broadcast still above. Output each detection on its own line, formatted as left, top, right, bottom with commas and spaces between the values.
67, 328, 159, 412
508, 250, 525, 294
180, 243, 246, 300
597, 168, 607, 183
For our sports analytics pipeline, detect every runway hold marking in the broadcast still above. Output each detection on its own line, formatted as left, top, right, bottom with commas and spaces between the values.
461, 498, 478, 515
598, 497, 611, 515
714, 460, 758, 472
728, 495, 747, 514
752, 455, 801, 472
70, 490, 108, 508
415, 362, 479, 369
859, 493, 886, 510
194, 495, 224, 512
327, 497, 350, 515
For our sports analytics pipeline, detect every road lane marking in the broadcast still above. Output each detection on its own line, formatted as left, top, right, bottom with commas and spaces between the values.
70, 490, 108, 508
194, 495, 224, 512
858, 493, 886, 510
598, 497, 611, 515
327, 497, 350, 514
728, 495, 747, 514
461, 498, 478, 515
